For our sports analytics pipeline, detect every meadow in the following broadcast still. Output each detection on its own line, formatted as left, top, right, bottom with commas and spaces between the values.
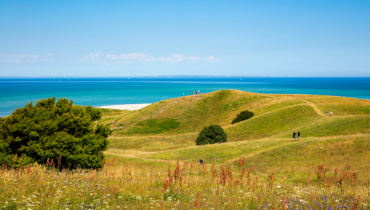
1, 90, 370, 209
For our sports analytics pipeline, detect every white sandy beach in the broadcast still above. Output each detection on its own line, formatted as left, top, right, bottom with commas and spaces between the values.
98, 103, 151, 111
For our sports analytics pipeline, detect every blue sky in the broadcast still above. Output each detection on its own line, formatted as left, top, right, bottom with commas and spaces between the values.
0, 0, 369, 77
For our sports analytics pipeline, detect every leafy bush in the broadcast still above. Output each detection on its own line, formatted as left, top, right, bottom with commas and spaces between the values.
0, 97, 111, 169
231, 110, 254, 124
196, 125, 227, 145
126, 118, 180, 134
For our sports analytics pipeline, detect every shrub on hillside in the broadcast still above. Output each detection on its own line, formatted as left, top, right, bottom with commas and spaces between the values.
0, 97, 111, 169
231, 110, 254, 124
196, 125, 227, 145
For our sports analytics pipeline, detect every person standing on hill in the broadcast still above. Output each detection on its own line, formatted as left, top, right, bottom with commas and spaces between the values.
330, 111, 333, 117
326, 111, 328, 116
297, 130, 301, 141
292, 131, 296, 141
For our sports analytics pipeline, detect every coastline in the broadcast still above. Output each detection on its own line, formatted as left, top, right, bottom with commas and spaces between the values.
97, 103, 151, 111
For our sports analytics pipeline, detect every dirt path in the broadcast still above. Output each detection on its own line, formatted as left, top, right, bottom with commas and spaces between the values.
106, 134, 370, 164
104, 150, 176, 164
303, 101, 325, 116
225, 136, 347, 164
109, 132, 198, 139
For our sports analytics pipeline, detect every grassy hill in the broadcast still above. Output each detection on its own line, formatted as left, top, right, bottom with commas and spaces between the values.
100, 89, 370, 178
100, 89, 370, 151
92, 90, 370, 208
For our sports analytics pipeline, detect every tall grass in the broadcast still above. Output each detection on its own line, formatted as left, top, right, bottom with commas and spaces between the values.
1, 157, 369, 209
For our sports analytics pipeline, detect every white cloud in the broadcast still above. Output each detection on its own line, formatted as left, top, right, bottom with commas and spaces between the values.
206, 55, 219, 61
78, 51, 105, 62
106, 53, 153, 61
158, 54, 203, 62
60, 53, 63, 56
42, 59, 48, 61
47, 53, 54, 56
86, 52, 105, 59
80, 52, 219, 63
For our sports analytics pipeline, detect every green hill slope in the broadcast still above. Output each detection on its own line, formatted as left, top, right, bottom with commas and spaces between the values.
100, 90, 370, 168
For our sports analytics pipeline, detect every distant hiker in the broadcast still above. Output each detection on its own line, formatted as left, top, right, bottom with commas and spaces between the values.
297, 130, 300, 141
326, 111, 328, 116
292, 131, 296, 141
198, 90, 200, 95
330, 111, 333, 117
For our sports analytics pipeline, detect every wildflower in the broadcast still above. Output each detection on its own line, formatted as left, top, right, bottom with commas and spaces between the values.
277, 186, 281, 188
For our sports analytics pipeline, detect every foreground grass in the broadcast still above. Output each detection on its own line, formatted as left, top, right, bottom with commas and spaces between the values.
1, 156, 370, 209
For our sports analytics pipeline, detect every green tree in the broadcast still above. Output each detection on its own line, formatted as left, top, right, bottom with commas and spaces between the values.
196, 125, 227, 145
231, 110, 254, 124
0, 97, 111, 169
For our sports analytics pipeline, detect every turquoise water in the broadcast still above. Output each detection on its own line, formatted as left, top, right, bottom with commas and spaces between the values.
1, 77, 370, 117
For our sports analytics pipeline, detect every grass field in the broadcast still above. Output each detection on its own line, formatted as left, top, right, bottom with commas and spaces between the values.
2, 90, 370, 209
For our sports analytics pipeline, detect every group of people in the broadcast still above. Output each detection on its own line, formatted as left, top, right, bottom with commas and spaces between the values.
291, 110, 333, 142
191, 90, 201, 95
292, 130, 301, 141
291, 110, 334, 142
325, 111, 333, 117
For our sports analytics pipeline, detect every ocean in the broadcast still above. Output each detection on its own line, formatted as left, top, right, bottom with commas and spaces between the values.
1, 77, 370, 117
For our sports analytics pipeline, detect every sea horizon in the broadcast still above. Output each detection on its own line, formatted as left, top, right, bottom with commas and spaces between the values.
1, 77, 370, 117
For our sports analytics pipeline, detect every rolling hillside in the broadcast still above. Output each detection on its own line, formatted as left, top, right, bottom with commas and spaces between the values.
100, 90, 370, 178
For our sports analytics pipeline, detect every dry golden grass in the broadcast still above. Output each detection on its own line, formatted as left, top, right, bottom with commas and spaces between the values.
1, 154, 370, 209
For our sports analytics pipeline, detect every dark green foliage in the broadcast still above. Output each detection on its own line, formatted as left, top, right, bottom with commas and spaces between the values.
126, 118, 180, 134
231, 110, 254, 124
196, 125, 227, 145
1, 202, 17, 210
86, 106, 102, 121
0, 97, 111, 169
